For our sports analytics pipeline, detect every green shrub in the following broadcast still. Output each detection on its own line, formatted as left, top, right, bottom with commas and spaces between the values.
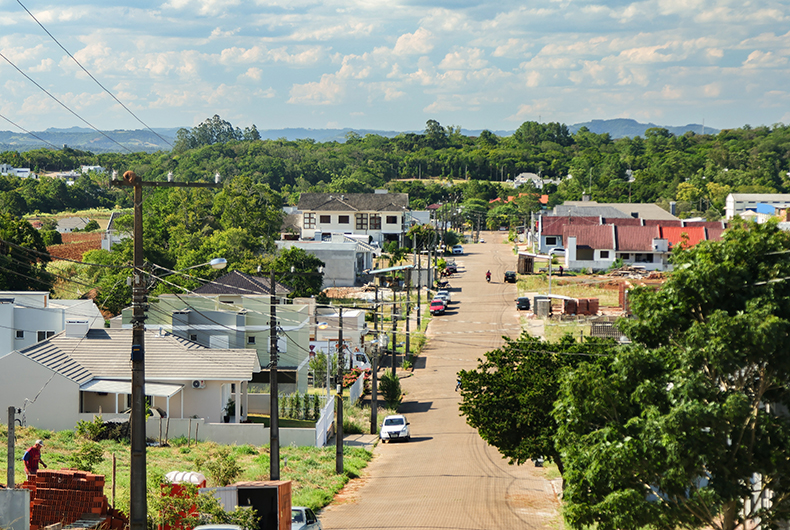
68, 441, 104, 473
234, 444, 258, 456
379, 371, 402, 408
197, 447, 242, 486
75, 416, 105, 441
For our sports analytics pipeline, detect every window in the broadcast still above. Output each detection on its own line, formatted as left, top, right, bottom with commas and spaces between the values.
577, 248, 594, 261
370, 214, 382, 230
621, 253, 630, 260
319, 215, 331, 224
37, 331, 55, 342
248, 336, 256, 345
386, 215, 397, 224
356, 213, 368, 230
545, 236, 557, 245
338, 215, 350, 224
15, 330, 24, 339
600, 250, 610, 259
190, 334, 198, 342
303, 212, 315, 229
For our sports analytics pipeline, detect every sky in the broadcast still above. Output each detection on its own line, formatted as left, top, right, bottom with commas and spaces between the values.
0, 0, 789, 134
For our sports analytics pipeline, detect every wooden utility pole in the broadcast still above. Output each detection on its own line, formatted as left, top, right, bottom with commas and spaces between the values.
111, 171, 219, 530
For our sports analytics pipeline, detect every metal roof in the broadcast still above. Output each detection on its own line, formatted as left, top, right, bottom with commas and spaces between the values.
17, 328, 260, 384
297, 192, 409, 212
80, 379, 183, 397
366, 264, 415, 275
193, 270, 291, 296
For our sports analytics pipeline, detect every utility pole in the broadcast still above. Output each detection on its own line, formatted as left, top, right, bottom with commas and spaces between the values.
111, 171, 219, 530
370, 284, 379, 435
336, 307, 344, 474
7, 406, 17, 488
269, 270, 280, 480
391, 302, 397, 374
405, 269, 411, 356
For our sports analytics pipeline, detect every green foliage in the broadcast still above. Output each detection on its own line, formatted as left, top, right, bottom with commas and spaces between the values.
309, 352, 338, 389
607, 257, 624, 271
75, 416, 106, 441
378, 370, 402, 408
459, 333, 610, 472
148, 480, 260, 530
555, 220, 790, 530
40, 229, 62, 245
196, 446, 243, 486
279, 392, 322, 421
0, 213, 54, 291
68, 441, 104, 472
255, 246, 325, 298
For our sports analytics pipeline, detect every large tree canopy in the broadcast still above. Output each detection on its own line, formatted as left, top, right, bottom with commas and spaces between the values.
555, 220, 790, 530
0, 214, 54, 291
458, 333, 611, 475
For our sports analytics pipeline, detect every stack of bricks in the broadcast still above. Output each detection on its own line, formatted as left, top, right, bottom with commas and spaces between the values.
22, 470, 109, 530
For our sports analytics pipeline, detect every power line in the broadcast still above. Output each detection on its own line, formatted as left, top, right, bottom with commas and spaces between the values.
0, 50, 134, 154
15, 0, 174, 149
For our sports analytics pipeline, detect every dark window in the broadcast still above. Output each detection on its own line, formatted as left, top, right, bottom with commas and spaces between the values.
370, 214, 381, 230
338, 215, 349, 224
600, 250, 610, 259
577, 248, 594, 261
37, 331, 55, 342
190, 334, 198, 342
545, 236, 557, 245
248, 336, 256, 345
386, 215, 397, 224
15, 330, 24, 339
356, 213, 368, 230
319, 215, 331, 223
621, 253, 630, 260
303, 212, 315, 229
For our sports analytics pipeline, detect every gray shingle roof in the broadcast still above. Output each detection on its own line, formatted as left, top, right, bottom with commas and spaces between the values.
297, 192, 409, 212
17, 328, 259, 383
553, 205, 632, 218
193, 270, 292, 296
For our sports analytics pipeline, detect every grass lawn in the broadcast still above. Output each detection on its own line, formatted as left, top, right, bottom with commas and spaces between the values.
517, 274, 620, 307
1, 417, 373, 519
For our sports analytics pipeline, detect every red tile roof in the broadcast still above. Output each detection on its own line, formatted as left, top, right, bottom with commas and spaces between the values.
604, 217, 642, 226
660, 226, 707, 249
683, 221, 727, 229
706, 227, 726, 241
615, 225, 660, 251
644, 219, 682, 227
541, 216, 600, 236
563, 225, 614, 249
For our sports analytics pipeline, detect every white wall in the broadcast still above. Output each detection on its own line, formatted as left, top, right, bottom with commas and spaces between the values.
0, 352, 80, 432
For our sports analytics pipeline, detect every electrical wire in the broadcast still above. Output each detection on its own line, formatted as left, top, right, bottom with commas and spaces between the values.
14, 0, 174, 149
0, 50, 134, 154
0, 112, 61, 149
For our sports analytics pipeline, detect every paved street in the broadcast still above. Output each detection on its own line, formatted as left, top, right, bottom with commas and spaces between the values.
321, 232, 562, 530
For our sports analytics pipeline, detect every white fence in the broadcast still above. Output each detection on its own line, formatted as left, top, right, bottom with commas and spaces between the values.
315, 396, 335, 447
348, 374, 364, 405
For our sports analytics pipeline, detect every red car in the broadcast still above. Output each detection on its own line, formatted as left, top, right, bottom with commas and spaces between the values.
430, 300, 446, 315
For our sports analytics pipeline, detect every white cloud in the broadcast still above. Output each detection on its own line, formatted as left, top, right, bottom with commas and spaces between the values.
492, 39, 531, 59
743, 50, 788, 68
393, 28, 434, 56
438, 48, 487, 70
210, 27, 241, 39
29, 58, 55, 73
162, 0, 241, 17
239, 67, 263, 81
288, 74, 343, 105
703, 82, 721, 97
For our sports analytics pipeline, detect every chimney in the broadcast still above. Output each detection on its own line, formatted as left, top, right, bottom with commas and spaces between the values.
670, 201, 677, 216
582, 194, 591, 202
65, 320, 90, 338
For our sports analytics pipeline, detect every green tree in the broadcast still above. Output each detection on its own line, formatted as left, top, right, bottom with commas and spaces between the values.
254, 247, 325, 298
555, 220, 790, 530
459, 334, 609, 475
0, 214, 54, 291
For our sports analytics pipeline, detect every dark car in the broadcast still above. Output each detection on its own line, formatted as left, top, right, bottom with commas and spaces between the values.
504, 271, 517, 283
515, 297, 531, 310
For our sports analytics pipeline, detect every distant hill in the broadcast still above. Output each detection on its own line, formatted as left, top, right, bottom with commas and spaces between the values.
0, 119, 721, 153
567, 118, 718, 139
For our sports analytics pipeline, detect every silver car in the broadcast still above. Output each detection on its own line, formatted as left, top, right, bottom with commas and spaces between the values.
292, 507, 322, 530
380, 414, 410, 442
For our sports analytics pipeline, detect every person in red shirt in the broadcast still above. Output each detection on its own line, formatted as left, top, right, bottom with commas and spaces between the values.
23, 440, 47, 476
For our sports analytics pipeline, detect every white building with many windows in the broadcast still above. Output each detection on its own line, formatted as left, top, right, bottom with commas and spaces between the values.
296, 191, 409, 245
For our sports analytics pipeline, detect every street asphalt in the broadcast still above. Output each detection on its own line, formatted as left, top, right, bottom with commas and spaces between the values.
320, 232, 563, 530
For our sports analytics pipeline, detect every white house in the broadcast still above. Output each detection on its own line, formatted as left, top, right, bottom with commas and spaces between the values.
0, 292, 104, 356
725, 193, 790, 220
276, 234, 375, 288
0, 322, 260, 432
0, 163, 35, 179
296, 191, 409, 245
56, 217, 90, 233
81, 165, 106, 174
101, 210, 131, 251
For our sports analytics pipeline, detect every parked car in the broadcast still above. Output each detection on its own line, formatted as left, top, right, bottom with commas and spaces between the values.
504, 271, 517, 283
436, 289, 452, 303
292, 507, 322, 530
445, 262, 458, 274
452, 245, 464, 255
380, 414, 410, 442
431, 297, 447, 308
515, 297, 531, 310
430, 300, 446, 315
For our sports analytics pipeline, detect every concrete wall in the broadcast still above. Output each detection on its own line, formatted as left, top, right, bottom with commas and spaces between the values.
0, 488, 30, 530
144, 418, 317, 447
0, 352, 80, 432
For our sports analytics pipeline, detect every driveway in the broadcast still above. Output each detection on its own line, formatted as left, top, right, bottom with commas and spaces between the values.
320, 232, 562, 529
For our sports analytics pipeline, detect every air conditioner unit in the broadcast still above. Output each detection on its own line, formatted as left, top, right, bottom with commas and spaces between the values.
192, 380, 206, 389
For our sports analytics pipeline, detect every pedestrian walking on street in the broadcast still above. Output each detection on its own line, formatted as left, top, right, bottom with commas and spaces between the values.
23, 439, 47, 477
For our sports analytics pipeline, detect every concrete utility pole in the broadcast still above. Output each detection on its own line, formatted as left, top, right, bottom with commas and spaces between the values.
269, 270, 280, 480
405, 268, 411, 356
370, 285, 379, 435
111, 171, 219, 530
336, 307, 344, 474
391, 302, 397, 374
7, 406, 16, 488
